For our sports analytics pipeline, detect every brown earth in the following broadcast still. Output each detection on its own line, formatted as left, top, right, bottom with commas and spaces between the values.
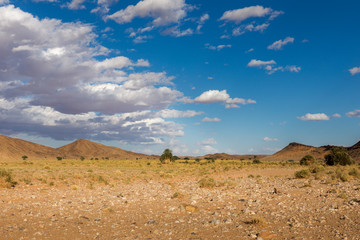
0, 161, 359, 240
57, 139, 156, 160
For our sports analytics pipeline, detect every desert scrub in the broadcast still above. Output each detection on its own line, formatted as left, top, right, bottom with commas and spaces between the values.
348, 168, 360, 178
0, 168, 17, 188
310, 165, 325, 173
335, 168, 349, 182
295, 169, 310, 179
171, 191, 185, 199
198, 177, 217, 188
246, 217, 266, 226
300, 155, 315, 166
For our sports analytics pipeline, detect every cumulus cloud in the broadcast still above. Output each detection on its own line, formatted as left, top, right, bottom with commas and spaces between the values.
196, 13, 209, 32
0, 0, 9, 5
91, 0, 118, 14
202, 117, 221, 122
205, 43, 232, 51
349, 67, 360, 75
248, 59, 300, 74
297, 113, 330, 121
248, 59, 276, 67
346, 110, 360, 117
196, 138, 218, 154
156, 109, 203, 118
220, 6, 272, 24
107, 0, 189, 26
0, 5, 207, 144
0, 98, 185, 143
332, 113, 341, 118
263, 137, 278, 142
194, 90, 256, 108
67, 0, 86, 10
267, 37, 294, 50
220, 5, 283, 37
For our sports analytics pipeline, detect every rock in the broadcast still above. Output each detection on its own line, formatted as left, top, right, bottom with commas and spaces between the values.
184, 205, 199, 213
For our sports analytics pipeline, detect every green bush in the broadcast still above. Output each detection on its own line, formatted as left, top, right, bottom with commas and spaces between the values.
295, 169, 310, 179
300, 155, 315, 166
325, 147, 354, 166
160, 148, 173, 164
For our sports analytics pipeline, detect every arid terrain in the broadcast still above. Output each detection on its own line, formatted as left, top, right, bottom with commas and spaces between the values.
0, 135, 360, 239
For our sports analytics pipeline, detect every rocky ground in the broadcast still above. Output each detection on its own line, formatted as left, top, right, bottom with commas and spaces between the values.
1, 165, 360, 240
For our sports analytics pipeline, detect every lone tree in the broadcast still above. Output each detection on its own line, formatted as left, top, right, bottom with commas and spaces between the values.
300, 155, 315, 165
22, 155, 28, 161
160, 148, 173, 164
56, 156, 63, 161
325, 147, 353, 166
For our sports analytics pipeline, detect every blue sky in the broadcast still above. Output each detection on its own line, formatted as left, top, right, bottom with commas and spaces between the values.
0, 0, 359, 156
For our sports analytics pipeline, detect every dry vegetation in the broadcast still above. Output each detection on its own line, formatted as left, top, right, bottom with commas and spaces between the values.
0, 158, 360, 239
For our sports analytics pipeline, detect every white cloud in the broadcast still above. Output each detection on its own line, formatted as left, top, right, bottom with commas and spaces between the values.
196, 138, 218, 154
220, 5, 283, 37
67, 0, 86, 10
349, 67, 360, 75
156, 109, 202, 118
107, 0, 189, 26
332, 113, 341, 118
91, 0, 118, 14
248, 59, 300, 74
263, 137, 278, 142
220, 6, 272, 24
202, 117, 221, 122
201, 138, 217, 145
346, 110, 360, 117
297, 113, 330, 121
193, 90, 255, 108
0, 5, 206, 144
205, 43, 232, 51
0, 0, 9, 5
247, 59, 276, 67
196, 13, 209, 32
246, 48, 254, 53
267, 37, 294, 50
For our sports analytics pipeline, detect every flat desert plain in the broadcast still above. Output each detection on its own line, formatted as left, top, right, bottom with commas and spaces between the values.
1, 159, 360, 240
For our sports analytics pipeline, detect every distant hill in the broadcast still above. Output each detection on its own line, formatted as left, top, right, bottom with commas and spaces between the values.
347, 141, 360, 162
200, 153, 267, 160
263, 141, 360, 162
0, 134, 56, 160
0, 134, 155, 161
57, 139, 154, 160
0, 134, 359, 162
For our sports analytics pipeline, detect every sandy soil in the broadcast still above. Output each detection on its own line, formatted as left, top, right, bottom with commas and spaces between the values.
1, 165, 360, 240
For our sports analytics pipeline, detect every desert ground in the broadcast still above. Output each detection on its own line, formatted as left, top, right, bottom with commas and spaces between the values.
1, 159, 360, 240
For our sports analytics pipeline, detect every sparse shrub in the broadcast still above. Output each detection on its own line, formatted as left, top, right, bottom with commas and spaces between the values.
195, 158, 201, 163
248, 174, 254, 178
147, 162, 151, 166
295, 169, 310, 179
22, 155, 28, 161
0, 169, 17, 188
160, 148, 173, 164
198, 177, 217, 188
184, 157, 189, 160
56, 156, 63, 161
247, 217, 266, 226
49, 181, 54, 186
310, 165, 325, 173
349, 168, 360, 178
336, 168, 349, 182
252, 159, 261, 164
171, 192, 185, 199
337, 193, 349, 200
300, 155, 315, 166
325, 147, 354, 166
172, 156, 180, 162
80, 156, 85, 161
